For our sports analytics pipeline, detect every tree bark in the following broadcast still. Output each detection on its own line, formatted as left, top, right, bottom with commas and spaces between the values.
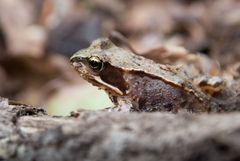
1, 97, 240, 161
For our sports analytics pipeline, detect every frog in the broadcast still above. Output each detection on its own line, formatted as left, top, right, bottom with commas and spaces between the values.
70, 38, 220, 113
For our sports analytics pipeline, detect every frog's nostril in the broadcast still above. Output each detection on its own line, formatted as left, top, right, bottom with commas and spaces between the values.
72, 62, 82, 68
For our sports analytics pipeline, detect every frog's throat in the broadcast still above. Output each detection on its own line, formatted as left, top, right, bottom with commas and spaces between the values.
83, 74, 124, 96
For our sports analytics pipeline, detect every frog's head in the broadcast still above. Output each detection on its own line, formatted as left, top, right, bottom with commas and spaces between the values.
70, 38, 129, 96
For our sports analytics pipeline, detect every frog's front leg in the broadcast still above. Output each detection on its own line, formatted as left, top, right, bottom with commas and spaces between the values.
103, 95, 132, 112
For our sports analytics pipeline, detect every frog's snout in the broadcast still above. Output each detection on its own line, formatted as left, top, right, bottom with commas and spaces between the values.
70, 55, 84, 69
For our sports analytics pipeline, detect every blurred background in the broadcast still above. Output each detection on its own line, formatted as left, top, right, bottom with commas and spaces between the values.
0, 0, 239, 116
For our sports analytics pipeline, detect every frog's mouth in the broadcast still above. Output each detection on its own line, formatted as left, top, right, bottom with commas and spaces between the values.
71, 61, 124, 96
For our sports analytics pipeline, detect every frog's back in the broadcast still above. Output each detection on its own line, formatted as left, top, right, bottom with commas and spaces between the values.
98, 41, 184, 84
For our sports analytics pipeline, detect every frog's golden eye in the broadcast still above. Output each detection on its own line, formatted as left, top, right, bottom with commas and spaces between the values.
88, 56, 103, 71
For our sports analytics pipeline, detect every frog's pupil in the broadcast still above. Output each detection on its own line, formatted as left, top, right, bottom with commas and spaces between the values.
90, 60, 99, 68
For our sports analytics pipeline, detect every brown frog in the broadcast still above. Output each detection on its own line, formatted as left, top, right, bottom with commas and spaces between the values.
70, 38, 219, 113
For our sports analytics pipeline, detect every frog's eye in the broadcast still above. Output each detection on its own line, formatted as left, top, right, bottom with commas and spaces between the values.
88, 56, 103, 71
